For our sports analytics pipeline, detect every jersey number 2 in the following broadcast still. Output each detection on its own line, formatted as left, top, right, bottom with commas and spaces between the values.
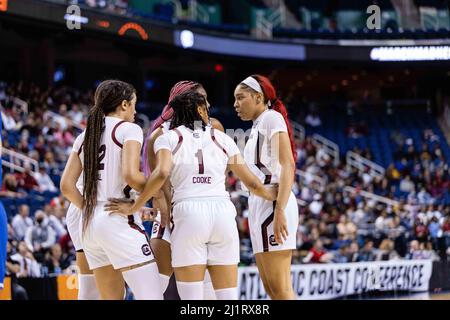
195, 149, 204, 174
98, 144, 106, 180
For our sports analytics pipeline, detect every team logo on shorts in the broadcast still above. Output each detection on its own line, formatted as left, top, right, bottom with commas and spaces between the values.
193, 132, 200, 138
269, 235, 279, 246
141, 244, 152, 256
152, 222, 160, 234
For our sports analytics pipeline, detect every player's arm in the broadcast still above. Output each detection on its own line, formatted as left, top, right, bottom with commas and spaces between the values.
227, 153, 277, 201
271, 131, 295, 212
146, 127, 170, 225
60, 152, 83, 209
106, 149, 173, 216
210, 117, 225, 132
122, 140, 147, 192
270, 131, 295, 244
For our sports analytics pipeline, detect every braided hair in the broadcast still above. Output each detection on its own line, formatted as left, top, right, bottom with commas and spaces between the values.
169, 91, 207, 131
82, 80, 136, 233
142, 81, 202, 177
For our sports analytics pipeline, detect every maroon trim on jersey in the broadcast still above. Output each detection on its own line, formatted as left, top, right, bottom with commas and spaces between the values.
261, 201, 276, 252
172, 128, 183, 155
156, 224, 165, 239
169, 204, 175, 233
112, 120, 126, 148
123, 185, 132, 199
256, 132, 272, 185
77, 142, 83, 156
128, 215, 151, 244
210, 128, 228, 156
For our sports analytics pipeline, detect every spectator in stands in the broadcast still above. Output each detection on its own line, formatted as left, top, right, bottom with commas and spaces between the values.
399, 175, 415, 193
68, 104, 83, 126
375, 210, 390, 234
11, 205, 33, 241
42, 244, 71, 276
34, 135, 47, 161
332, 244, 349, 263
309, 193, 324, 216
17, 136, 30, 154
337, 214, 357, 241
45, 205, 67, 239
19, 116, 40, 138
24, 210, 56, 262
5, 241, 29, 300
443, 216, 450, 249
391, 130, 405, 148
305, 111, 322, 127
54, 104, 69, 130
376, 239, 400, 261
386, 163, 401, 181
421, 241, 440, 261
10, 241, 41, 278
15, 164, 39, 192
303, 239, 334, 263
42, 151, 60, 176
1, 174, 25, 198
315, 146, 331, 168
347, 241, 359, 262
413, 218, 429, 243
406, 240, 424, 260
33, 167, 58, 193
417, 187, 432, 205
62, 125, 75, 148
357, 239, 376, 262
8, 223, 18, 244
428, 216, 441, 250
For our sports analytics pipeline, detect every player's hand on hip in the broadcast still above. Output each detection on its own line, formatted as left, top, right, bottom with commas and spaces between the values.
152, 196, 169, 227
266, 184, 278, 201
273, 207, 289, 245
105, 198, 135, 216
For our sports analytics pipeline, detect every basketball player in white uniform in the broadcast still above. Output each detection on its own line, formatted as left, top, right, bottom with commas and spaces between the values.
234, 75, 299, 300
65, 176, 111, 300
144, 81, 221, 299
61, 80, 162, 300
106, 90, 277, 300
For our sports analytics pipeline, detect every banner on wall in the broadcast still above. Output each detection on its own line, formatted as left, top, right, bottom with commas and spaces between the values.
238, 260, 433, 300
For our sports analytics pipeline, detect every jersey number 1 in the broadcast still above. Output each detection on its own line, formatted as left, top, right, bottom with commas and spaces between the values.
195, 149, 204, 174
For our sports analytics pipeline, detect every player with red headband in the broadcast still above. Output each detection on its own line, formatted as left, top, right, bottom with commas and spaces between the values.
233, 75, 299, 300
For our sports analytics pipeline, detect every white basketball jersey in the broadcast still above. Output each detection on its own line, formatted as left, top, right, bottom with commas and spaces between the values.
72, 131, 85, 194
243, 109, 288, 185
154, 125, 240, 204
72, 116, 143, 201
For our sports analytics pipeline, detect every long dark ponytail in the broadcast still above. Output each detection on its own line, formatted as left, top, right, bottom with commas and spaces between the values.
82, 80, 136, 233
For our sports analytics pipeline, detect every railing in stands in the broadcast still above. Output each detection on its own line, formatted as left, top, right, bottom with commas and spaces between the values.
44, 111, 85, 131
290, 121, 305, 142
189, 0, 210, 23
254, 10, 273, 39
1, 147, 39, 173
254, 1, 287, 39
312, 134, 340, 166
344, 186, 399, 207
346, 151, 385, 179
266, 0, 286, 28
163, 0, 183, 20
296, 169, 326, 192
